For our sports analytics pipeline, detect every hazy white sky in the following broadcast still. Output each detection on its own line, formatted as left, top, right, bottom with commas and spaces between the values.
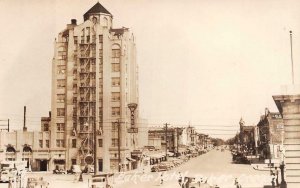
0, 0, 299, 139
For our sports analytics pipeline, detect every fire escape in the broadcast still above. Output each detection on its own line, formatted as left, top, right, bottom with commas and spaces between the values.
77, 32, 97, 160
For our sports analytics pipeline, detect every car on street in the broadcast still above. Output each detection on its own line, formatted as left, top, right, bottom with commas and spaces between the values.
0, 170, 10, 182
151, 163, 170, 172
171, 159, 183, 167
161, 161, 175, 169
67, 165, 82, 174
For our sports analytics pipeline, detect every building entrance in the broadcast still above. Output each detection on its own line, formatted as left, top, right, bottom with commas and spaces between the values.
40, 160, 47, 171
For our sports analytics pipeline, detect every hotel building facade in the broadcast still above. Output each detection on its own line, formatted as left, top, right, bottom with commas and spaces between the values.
50, 2, 140, 172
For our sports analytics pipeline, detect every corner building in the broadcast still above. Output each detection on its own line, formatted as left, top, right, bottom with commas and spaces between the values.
51, 3, 139, 172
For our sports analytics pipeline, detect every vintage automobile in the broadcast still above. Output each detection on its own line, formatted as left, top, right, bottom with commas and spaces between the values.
53, 165, 67, 174
151, 163, 170, 172
0, 170, 10, 182
27, 177, 49, 188
161, 161, 175, 169
90, 173, 114, 188
67, 165, 82, 174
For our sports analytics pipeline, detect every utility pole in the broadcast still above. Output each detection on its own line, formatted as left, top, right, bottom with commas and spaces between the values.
176, 128, 179, 157
23, 106, 27, 131
8, 119, 9, 132
93, 121, 97, 175
115, 119, 124, 172
164, 123, 169, 161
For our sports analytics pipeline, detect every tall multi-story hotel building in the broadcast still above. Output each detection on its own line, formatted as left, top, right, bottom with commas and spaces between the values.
50, 2, 140, 172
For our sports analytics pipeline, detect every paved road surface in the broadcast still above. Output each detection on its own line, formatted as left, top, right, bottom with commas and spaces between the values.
0, 149, 272, 188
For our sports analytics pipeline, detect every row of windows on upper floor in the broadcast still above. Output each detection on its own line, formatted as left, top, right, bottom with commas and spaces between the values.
56, 63, 121, 79
57, 75, 122, 89
57, 107, 122, 117
57, 92, 121, 103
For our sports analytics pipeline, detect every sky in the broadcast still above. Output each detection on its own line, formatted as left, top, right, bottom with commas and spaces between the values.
0, 0, 299, 139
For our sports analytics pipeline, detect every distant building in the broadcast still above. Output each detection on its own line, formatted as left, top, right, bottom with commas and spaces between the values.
239, 118, 257, 155
148, 127, 183, 155
182, 126, 197, 146
257, 108, 283, 160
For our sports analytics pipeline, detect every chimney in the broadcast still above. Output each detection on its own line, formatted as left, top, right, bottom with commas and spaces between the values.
71, 19, 77, 25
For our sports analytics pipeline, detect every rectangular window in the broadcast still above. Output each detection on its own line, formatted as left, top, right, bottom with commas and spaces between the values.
57, 123, 65, 131
92, 35, 96, 43
57, 79, 65, 89
56, 139, 64, 147
57, 65, 66, 74
112, 122, 117, 131
39, 140, 43, 148
74, 36, 78, 44
112, 107, 120, 116
99, 49, 103, 57
112, 77, 120, 86
57, 94, 65, 103
71, 159, 77, 165
46, 140, 50, 148
72, 139, 77, 148
57, 108, 65, 117
43, 124, 49, 131
98, 139, 103, 147
99, 35, 103, 43
112, 64, 120, 72
112, 138, 118, 147
112, 49, 121, 58
111, 92, 120, 101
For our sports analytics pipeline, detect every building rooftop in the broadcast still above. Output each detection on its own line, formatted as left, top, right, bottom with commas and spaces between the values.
84, 2, 112, 21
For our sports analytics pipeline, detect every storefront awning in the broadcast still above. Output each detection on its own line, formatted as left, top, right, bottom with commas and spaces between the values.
126, 157, 136, 162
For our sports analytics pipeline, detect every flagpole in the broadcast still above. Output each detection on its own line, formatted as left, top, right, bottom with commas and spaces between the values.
289, 30, 295, 85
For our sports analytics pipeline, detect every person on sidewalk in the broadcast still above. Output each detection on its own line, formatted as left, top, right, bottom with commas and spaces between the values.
275, 167, 279, 186
160, 172, 164, 186
178, 172, 182, 186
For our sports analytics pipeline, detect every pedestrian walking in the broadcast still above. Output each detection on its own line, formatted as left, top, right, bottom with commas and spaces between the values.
275, 167, 279, 186
160, 172, 164, 186
178, 172, 182, 186
271, 172, 276, 188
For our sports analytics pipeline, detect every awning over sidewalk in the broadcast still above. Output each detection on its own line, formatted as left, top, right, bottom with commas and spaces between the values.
126, 157, 136, 162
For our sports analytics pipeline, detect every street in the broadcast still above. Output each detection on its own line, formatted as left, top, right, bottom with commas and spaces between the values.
0, 149, 272, 188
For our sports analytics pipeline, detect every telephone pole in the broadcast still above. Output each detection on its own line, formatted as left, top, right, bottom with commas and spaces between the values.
164, 123, 170, 160
116, 119, 124, 172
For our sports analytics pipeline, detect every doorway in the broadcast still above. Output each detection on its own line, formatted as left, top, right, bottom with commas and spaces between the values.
40, 160, 47, 171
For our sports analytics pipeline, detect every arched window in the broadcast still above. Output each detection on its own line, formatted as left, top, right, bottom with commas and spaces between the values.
6, 146, 16, 153
23, 145, 32, 153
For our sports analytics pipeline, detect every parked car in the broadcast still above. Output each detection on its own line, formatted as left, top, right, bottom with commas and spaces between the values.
53, 165, 66, 174
171, 159, 183, 167
27, 177, 49, 188
82, 165, 94, 174
178, 156, 189, 162
151, 163, 170, 172
67, 165, 82, 174
0, 170, 10, 182
161, 161, 175, 169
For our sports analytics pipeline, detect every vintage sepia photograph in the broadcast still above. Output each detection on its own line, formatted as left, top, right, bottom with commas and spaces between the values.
0, 0, 300, 187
